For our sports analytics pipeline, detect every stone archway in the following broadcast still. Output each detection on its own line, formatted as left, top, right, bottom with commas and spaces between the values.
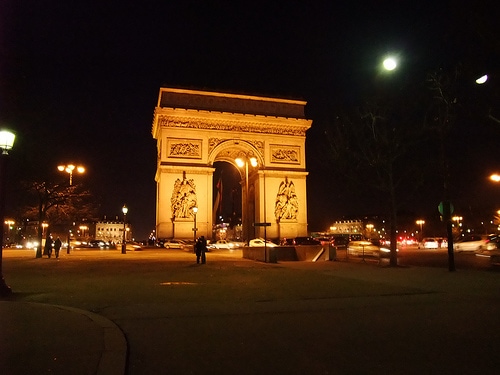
151, 87, 313, 241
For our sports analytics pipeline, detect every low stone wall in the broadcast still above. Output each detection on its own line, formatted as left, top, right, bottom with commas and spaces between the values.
242, 245, 329, 262
294, 245, 325, 261
242, 246, 280, 263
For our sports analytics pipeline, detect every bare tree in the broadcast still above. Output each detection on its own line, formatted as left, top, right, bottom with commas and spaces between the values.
325, 92, 428, 266
21, 181, 97, 258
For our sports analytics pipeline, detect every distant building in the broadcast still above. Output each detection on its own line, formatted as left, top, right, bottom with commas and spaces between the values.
96, 220, 131, 243
328, 220, 363, 235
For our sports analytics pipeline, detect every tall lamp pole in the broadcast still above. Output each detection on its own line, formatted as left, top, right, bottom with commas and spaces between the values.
192, 206, 198, 242
416, 220, 425, 241
4, 220, 14, 244
57, 164, 85, 254
0, 130, 15, 297
236, 154, 258, 243
122, 205, 128, 254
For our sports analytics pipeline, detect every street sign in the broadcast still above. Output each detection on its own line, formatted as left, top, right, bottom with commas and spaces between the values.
438, 201, 454, 216
253, 222, 271, 227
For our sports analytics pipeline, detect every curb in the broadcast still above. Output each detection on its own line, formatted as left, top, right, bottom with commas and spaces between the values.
58, 305, 128, 375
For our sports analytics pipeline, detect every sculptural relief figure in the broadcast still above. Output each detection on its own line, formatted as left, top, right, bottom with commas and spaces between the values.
275, 177, 298, 220
171, 172, 197, 219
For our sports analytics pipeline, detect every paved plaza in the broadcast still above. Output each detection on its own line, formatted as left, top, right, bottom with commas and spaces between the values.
1, 247, 499, 374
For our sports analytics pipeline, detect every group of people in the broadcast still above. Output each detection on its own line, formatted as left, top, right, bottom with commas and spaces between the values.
194, 235, 207, 264
43, 235, 62, 259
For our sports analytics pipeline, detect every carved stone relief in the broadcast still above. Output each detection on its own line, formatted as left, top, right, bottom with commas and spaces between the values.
208, 138, 264, 158
158, 116, 308, 136
171, 172, 197, 219
275, 177, 298, 221
270, 145, 300, 164
167, 138, 202, 158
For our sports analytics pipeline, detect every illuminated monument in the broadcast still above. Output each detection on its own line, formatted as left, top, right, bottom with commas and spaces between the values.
151, 88, 313, 241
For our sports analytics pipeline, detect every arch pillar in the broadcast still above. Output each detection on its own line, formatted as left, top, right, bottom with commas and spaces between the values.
156, 165, 215, 240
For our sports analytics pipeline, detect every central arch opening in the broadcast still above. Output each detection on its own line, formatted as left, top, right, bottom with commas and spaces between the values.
212, 161, 241, 228
212, 160, 258, 242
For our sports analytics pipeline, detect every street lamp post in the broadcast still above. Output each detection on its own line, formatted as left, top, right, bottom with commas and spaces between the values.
0, 129, 15, 297
122, 205, 128, 254
57, 164, 85, 185
452, 216, 463, 237
192, 206, 198, 242
79, 225, 88, 240
4, 220, 14, 244
416, 220, 425, 241
236, 154, 258, 243
41, 222, 48, 237
58, 164, 85, 254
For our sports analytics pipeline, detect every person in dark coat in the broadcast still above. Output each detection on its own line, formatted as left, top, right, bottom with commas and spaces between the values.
195, 236, 207, 264
54, 237, 62, 258
195, 237, 202, 264
44, 235, 53, 259
200, 236, 207, 264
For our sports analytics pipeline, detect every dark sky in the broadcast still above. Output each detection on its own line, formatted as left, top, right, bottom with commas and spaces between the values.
1, 1, 499, 238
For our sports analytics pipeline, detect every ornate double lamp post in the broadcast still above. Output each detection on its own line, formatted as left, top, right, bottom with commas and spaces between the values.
416, 220, 425, 241
121, 205, 128, 254
235, 154, 258, 242
192, 206, 198, 242
57, 164, 85, 185
0, 130, 15, 297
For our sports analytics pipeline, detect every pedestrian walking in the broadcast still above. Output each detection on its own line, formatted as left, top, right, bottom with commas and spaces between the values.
195, 236, 207, 264
44, 235, 53, 259
54, 237, 62, 258
195, 237, 202, 263
200, 236, 207, 264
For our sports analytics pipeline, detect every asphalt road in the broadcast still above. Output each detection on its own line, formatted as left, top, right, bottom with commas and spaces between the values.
332, 245, 495, 270
2, 247, 500, 374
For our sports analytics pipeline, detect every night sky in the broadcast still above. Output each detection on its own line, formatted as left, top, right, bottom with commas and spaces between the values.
1, 1, 499, 239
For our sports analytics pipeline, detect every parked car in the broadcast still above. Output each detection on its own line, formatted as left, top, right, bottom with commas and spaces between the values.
419, 237, 439, 249
294, 237, 321, 245
89, 240, 111, 249
248, 238, 277, 247
347, 240, 393, 258
125, 241, 142, 251
454, 234, 498, 252
158, 239, 187, 249
331, 234, 362, 248
280, 238, 295, 246
208, 240, 239, 250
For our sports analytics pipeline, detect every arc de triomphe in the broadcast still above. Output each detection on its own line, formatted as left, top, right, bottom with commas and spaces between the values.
151, 87, 313, 241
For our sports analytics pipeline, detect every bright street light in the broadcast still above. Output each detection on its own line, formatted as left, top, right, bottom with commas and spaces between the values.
475, 74, 488, 84
4, 220, 15, 243
490, 174, 500, 182
122, 205, 128, 254
58, 164, 85, 185
416, 220, 425, 240
383, 57, 397, 71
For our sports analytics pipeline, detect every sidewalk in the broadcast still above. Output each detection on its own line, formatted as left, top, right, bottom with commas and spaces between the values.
0, 301, 126, 375
1, 248, 499, 374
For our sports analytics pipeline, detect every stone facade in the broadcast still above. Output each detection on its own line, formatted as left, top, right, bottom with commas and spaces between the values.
151, 88, 313, 241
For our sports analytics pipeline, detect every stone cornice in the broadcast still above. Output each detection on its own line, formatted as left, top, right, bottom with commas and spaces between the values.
157, 87, 307, 118
153, 110, 311, 137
